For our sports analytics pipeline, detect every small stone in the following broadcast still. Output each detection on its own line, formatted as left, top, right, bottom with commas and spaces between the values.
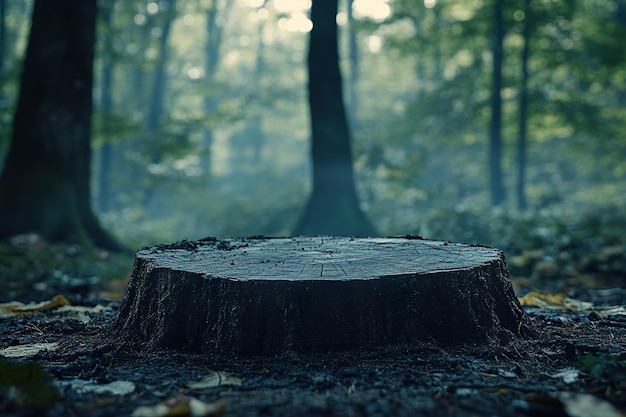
587, 311, 601, 321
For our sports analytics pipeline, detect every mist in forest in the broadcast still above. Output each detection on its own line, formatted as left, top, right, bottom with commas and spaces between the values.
0, 0, 625, 250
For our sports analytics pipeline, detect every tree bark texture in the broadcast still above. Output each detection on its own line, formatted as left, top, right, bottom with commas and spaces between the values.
113, 237, 532, 357
0, 0, 119, 250
294, 0, 375, 237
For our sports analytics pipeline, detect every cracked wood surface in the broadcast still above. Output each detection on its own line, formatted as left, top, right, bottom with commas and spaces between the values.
137, 237, 502, 280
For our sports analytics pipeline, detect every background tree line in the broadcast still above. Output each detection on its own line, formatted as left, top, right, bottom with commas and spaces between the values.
0, 0, 624, 253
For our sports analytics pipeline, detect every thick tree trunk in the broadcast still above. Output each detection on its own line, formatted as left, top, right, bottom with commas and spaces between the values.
294, 0, 374, 237
113, 237, 532, 356
0, 0, 120, 250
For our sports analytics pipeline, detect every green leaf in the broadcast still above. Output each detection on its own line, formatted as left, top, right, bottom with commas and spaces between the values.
0, 358, 58, 409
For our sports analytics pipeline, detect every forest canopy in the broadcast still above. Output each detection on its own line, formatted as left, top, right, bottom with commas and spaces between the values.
0, 0, 624, 249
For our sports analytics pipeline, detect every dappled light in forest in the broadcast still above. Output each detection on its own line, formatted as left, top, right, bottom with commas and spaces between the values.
273, 0, 311, 13
0, 0, 623, 247
146, 1, 159, 14
0, 1, 626, 415
133, 13, 147, 25
366, 35, 383, 53
353, 0, 391, 21
278, 12, 312, 33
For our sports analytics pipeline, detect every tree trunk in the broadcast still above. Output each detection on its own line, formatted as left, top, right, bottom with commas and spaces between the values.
97, 0, 115, 213
112, 237, 532, 356
294, 0, 375, 237
0, 0, 6, 166
143, 0, 176, 212
0, 0, 120, 250
0, 0, 5, 75
346, 0, 359, 130
201, 0, 230, 175
489, 0, 506, 206
516, 0, 531, 211
249, 0, 269, 165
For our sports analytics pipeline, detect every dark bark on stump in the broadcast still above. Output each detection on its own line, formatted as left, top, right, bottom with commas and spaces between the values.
113, 237, 532, 356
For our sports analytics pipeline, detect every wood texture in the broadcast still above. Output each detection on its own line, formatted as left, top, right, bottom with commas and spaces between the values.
113, 237, 531, 356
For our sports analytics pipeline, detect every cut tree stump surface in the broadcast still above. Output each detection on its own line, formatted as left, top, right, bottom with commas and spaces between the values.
113, 237, 531, 356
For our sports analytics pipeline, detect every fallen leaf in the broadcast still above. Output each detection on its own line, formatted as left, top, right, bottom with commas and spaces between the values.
0, 343, 59, 358
497, 368, 518, 379
55, 379, 136, 396
132, 395, 226, 417
558, 392, 622, 417
518, 292, 566, 308
187, 371, 242, 389
0, 295, 70, 317
551, 368, 579, 384
56, 304, 114, 324
519, 292, 626, 317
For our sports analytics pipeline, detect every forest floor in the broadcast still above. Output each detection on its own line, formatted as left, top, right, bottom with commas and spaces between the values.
1, 234, 626, 417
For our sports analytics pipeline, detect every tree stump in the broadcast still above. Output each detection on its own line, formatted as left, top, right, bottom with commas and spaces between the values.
112, 237, 531, 356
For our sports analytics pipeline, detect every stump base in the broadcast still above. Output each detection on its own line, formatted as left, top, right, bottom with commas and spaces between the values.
113, 237, 531, 355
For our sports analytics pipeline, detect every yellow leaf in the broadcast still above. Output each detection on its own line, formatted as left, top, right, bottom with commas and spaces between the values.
0, 295, 70, 317
187, 371, 242, 389
518, 292, 566, 308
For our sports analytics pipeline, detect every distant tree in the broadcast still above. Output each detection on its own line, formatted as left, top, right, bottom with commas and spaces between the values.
142, 0, 177, 213
96, 0, 116, 213
0, 0, 6, 165
0, 0, 121, 250
201, 0, 230, 175
294, 0, 375, 236
346, 0, 359, 130
489, 0, 506, 206
0, 0, 5, 75
516, 0, 531, 210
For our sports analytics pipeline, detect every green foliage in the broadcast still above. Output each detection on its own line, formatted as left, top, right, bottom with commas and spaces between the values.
0, 358, 58, 409
91, 111, 142, 147
0, 235, 133, 298
413, 204, 626, 283
100, 171, 307, 248
1, 0, 624, 272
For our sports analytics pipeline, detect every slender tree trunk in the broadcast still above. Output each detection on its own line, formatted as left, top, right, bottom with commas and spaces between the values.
0, 0, 5, 75
250, 0, 268, 165
433, 6, 443, 79
118, 15, 151, 209
517, 0, 531, 210
143, 0, 176, 211
97, 0, 115, 213
346, 0, 359, 130
489, 0, 506, 206
0, 0, 6, 166
294, 0, 375, 237
0, 0, 120, 250
202, 0, 230, 175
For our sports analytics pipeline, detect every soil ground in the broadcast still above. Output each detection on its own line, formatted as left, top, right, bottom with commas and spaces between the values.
1, 238, 626, 417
